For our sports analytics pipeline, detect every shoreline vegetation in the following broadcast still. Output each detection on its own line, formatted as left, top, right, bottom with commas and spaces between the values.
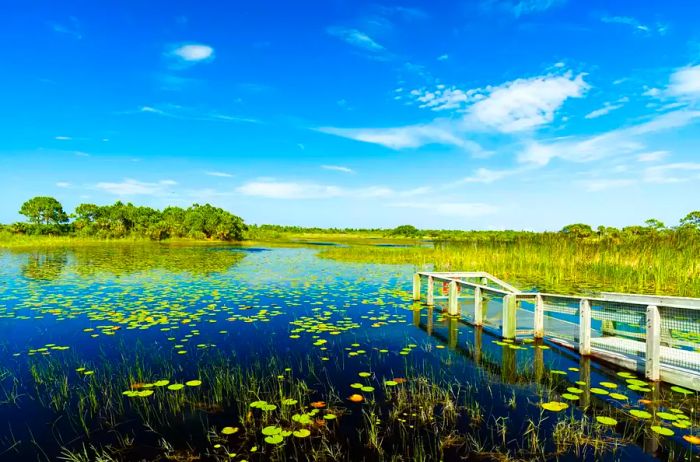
3, 196, 700, 297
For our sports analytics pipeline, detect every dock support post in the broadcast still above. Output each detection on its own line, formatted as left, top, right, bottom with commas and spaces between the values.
502, 294, 516, 339
412, 273, 421, 301
645, 305, 661, 382
534, 294, 544, 338
426, 276, 434, 306
579, 299, 591, 355
448, 280, 459, 316
474, 286, 483, 326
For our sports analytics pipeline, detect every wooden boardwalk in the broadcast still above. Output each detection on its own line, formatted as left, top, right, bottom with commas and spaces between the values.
413, 271, 700, 391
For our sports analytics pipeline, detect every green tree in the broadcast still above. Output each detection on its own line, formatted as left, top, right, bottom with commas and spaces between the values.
680, 211, 700, 229
19, 196, 68, 225
389, 224, 420, 237
644, 218, 666, 231
560, 223, 594, 239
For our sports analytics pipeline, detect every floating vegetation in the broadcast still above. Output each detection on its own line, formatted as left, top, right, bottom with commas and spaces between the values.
1, 244, 699, 461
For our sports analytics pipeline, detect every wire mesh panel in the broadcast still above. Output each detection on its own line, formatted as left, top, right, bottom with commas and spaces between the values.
481, 290, 505, 333
457, 285, 476, 324
658, 305, 700, 374
589, 299, 647, 360
540, 295, 580, 343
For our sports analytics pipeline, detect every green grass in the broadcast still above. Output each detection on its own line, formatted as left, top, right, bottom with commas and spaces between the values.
318, 233, 700, 297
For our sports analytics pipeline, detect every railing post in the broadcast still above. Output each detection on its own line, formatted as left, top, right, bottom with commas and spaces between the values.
534, 294, 544, 338
426, 276, 434, 306
474, 286, 483, 326
448, 280, 459, 316
579, 299, 591, 356
502, 294, 516, 339
412, 273, 421, 301
645, 305, 661, 381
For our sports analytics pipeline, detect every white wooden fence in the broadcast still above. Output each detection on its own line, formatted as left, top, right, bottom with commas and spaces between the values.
412, 271, 700, 391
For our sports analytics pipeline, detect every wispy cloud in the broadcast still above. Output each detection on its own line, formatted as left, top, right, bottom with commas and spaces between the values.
584, 102, 623, 119
205, 171, 234, 178
637, 151, 669, 162
138, 104, 259, 124
389, 201, 498, 217
167, 43, 215, 63
601, 15, 667, 35
56, 182, 71, 188
322, 70, 586, 150
236, 180, 427, 200
668, 65, 700, 100
518, 109, 700, 166
644, 162, 700, 184
457, 168, 517, 184
54, 136, 72, 141
584, 178, 636, 192
482, 0, 566, 17
326, 26, 384, 51
49, 17, 82, 39
95, 179, 178, 196
321, 165, 355, 174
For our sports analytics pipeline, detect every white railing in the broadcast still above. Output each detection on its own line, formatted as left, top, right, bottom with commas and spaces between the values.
412, 271, 700, 391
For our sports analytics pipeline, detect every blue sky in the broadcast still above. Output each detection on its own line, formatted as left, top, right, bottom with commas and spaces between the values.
1, 0, 700, 230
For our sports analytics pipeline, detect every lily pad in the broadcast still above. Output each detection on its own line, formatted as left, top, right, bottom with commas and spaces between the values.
596, 416, 617, 426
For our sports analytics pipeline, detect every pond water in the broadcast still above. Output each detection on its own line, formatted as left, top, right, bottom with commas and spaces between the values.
0, 244, 698, 461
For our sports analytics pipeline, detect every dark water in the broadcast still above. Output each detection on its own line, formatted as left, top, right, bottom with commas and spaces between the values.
0, 245, 697, 461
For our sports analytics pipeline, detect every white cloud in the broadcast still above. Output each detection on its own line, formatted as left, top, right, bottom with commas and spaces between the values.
643, 163, 700, 184
406, 72, 587, 132
319, 122, 482, 151
518, 109, 700, 166
584, 103, 623, 119
137, 104, 259, 124
95, 179, 177, 196
50, 17, 82, 39
437, 54, 449, 61
326, 26, 384, 52
236, 180, 429, 200
584, 179, 636, 192
484, 0, 566, 17
56, 182, 71, 188
601, 15, 649, 32
322, 165, 355, 174
55, 136, 72, 141
459, 168, 514, 184
389, 201, 498, 217
237, 181, 344, 199
468, 72, 588, 132
637, 151, 669, 162
408, 86, 482, 111
169, 43, 215, 62
325, 70, 587, 152
205, 171, 234, 178
668, 65, 700, 100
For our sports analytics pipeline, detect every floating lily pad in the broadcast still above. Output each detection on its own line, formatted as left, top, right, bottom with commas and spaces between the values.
264, 434, 284, 444
221, 427, 238, 435
671, 386, 693, 395
629, 409, 652, 419
596, 416, 617, 426
293, 429, 311, 438
167, 384, 184, 391
651, 426, 674, 436
541, 401, 569, 412
185, 380, 202, 387
262, 426, 282, 436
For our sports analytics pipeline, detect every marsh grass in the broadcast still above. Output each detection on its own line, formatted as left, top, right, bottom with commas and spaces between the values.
319, 233, 700, 296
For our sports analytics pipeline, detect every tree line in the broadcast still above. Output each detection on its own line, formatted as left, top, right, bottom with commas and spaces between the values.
4, 196, 700, 243
6, 196, 246, 241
